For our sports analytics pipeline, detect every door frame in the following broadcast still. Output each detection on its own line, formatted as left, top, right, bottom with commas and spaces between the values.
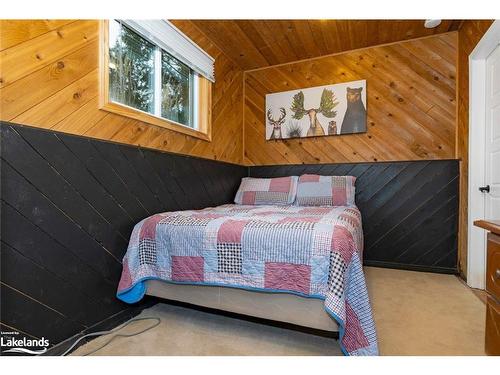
467, 20, 500, 289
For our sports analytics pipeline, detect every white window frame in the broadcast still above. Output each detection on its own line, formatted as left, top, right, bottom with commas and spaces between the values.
123, 20, 215, 83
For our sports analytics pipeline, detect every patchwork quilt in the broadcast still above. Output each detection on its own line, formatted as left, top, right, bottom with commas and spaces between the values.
117, 204, 378, 356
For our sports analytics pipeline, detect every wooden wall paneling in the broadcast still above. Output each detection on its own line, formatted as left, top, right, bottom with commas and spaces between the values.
91, 142, 167, 215
0, 40, 98, 120
250, 160, 459, 272
25, 129, 147, 222
362, 163, 458, 261
0, 121, 247, 350
364, 45, 456, 117
0, 20, 74, 51
456, 20, 495, 278
0, 283, 85, 346
118, 145, 183, 211
13, 69, 99, 127
382, 42, 456, 102
1, 126, 129, 260
333, 52, 452, 155
0, 20, 243, 165
0, 20, 98, 88
243, 33, 457, 166
51, 97, 109, 136
0, 202, 121, 305
1, 155, 124, 283
343, 43, 455, 121
81, 114, 138, 144
1, 241, 114, 327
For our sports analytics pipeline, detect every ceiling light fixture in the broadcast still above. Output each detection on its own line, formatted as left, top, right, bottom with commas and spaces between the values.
424, 19, 442, 29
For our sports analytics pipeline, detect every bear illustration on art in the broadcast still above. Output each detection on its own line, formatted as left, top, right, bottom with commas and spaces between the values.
340, 87, 366, 134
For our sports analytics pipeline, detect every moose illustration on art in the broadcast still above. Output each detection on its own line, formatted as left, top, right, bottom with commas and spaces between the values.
290, 89, 339, 136
264, 79, 366, 140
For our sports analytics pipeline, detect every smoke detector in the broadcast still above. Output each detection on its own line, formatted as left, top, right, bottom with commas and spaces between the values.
424, 19, 442, 29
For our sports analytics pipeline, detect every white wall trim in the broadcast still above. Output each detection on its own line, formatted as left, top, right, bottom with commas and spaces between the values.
467, 20, 500, 289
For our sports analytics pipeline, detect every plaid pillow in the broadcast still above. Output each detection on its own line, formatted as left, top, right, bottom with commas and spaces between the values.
234, 176, 298, 205
296, 174, 356, 206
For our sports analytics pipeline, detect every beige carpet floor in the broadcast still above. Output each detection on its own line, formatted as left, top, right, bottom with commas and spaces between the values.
73, 267, 486, 356
365, 267, 485, 355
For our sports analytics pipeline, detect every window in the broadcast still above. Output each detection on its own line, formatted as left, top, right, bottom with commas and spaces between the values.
100, 20, 214, 140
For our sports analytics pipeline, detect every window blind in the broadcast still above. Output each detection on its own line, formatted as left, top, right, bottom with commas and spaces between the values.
122, 20, 215, 82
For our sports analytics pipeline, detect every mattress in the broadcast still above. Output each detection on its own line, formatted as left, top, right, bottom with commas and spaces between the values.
117, 204, 378, 355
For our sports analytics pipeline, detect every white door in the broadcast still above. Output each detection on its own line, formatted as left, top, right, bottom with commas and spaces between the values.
467, 21, 500, 289
485, 45, 500, 220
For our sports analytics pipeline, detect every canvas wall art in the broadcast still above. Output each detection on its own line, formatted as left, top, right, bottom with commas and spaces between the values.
265, 79, 367, 140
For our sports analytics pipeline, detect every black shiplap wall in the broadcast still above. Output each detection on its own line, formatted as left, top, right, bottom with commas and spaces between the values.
1, 121, 460, 354
0, 121, 246, 352
249, 160, 459, 273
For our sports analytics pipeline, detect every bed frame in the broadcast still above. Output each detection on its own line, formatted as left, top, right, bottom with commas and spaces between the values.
145, 280, 339, 335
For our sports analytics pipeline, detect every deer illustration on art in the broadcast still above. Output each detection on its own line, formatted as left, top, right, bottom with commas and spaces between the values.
267, 107, 287, 140
290, 89, 339, 137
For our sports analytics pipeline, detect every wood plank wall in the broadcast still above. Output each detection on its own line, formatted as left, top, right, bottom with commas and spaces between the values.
250, 160, 459, 273
1, 20, 493, 283
456, 20, 494, 279
243, 33, 457, 166
0, 121, 246, 352
0, 20, 243, 164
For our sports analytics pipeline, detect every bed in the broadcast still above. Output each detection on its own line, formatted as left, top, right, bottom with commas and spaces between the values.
117, 203, 378, 356
144, 280, 339, 332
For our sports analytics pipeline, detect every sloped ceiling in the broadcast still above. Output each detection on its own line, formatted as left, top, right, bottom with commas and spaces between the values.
187, 20, 462, 70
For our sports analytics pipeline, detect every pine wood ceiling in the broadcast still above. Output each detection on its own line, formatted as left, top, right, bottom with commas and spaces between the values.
189, 20, 462, 70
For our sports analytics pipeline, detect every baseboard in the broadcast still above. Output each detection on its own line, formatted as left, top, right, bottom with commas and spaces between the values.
364, 261, 458, 275
43, 297, 157, 356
